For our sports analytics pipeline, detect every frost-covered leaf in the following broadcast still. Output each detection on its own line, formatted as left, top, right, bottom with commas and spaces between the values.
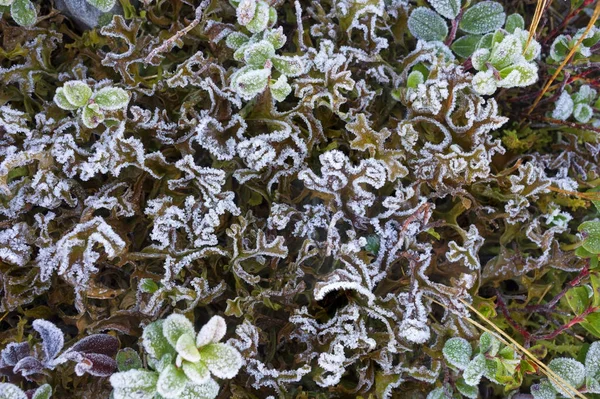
426, 387, 447, 399
472, 70, 497, 95
548, 357, 585, 396
269, 75, 292, 102
406, 70, 424, 89
0, 383, 27, 399
552, 91, 574, 120
451, 35, 482, 58
232, 68, 270, 100
196, 316, 227, 348
272, 55, 304, 77
10, 0, 36, 27
176, 334, 201, 362
225, 32, 249, 50
408, 7, 448, 42
162, 314, 196, 348
456, 378, 478, 398
69, 334, 119, 357
498, 62, 538, 88
236, 0, 256, 25
85, 0, 116, 12
479, 332, 500, 356
586, 341, 600, 391
32, 320, 64, 362
157, 364, 187, 398
531, 380, 556, 399
110, 369, 159, 399
245, 0, 270, 33
53, 89, 80, 110
31, 384, 52, 399
579, 221, 600, 254
62, 81, 92, 108
94, 87, 130, 111
182, 360, 211, 384
243, 41, 275, 68
1, 342, 30, 366
199, 343, 243, 379
427, 0, 461, 19
442, 337, 472, 370
116, 348, 143, 372
463, 353, 486, 386
459, 1, 505, 34
179, 379, 219, 399
505, 13, 524, 33
82, 103, 105, 129
264, 27, 286, 49
142, 320, 175, 360
573, 103, 593, 123
72, 352, 117, 377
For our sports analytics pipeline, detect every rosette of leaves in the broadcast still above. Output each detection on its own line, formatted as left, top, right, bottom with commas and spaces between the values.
53, 80, 130, 129
110, 315, 243, 399
227, 27, 304, 101
530, 342, 600, 398
0, 0, 36, 27
0, 320, 119, 382
552, 85, 599, 124
438, 333, 523, 398
407, 0, 506, 44
231, 0, 277, 34
0, 383, 52, 399
549, 26, 600, 63
470, 28, 540, 95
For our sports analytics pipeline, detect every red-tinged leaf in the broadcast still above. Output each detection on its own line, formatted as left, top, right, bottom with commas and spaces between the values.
69, 334, 119, 357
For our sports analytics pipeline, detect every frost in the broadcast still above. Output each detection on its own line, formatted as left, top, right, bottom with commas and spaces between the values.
162, 314, 195, 348
196, 316, 227, 348
0, 383, 27, 399
442, 337, 472, 370
110, 369, 159, 399
199, 343, 243, 379
459, 1, 506, 35
446, 225, 484, 270
32, 320, 64, 363
86, 0, 116, 12
408, 8, 448, 42
531, 380, 557, 399
156, 364, 187, 398
548, 357, 585, 396
428, 0, 461, 19
552, 91, 575, 121
463, 353, 486, 386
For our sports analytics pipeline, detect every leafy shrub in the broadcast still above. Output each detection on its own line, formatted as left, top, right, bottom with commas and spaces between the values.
1, 0, 600, 398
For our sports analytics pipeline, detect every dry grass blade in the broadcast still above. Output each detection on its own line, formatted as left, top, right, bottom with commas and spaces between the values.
528, 0, 600, 114
524, 0, 549, 54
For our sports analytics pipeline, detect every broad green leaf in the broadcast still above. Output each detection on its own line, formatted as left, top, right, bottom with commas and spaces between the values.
459, 1, 506, 35
552, 91, 574, 121
442, 337, 472, 370
271, 55, 304, 77
471, 48, 491, 70
427, 0, 461, 19
156, 365, 187, 398
63, 81, 93, 107
31, 384, 52, 399
498, 62, 538, 88
199, 343, 243, 379
456, 378, 478, 398
233, 68, 270, 99
407, 70, 424, 88
163, 314, 196, 348
505, 13, 524, 33
548, 357, 585, 396
176, 334, 201, 362
139, 278, 159, 293
264, 27, 286, 49
109, 369, 159, 399
479, 331, 499, 356
10, 0, 36, 27
591, 271, 600, 306
489, 35, 521, 70
94, 87, 130, 110
531, 380, 556, 399
86, 0, 116, 12
586, 342, 600, 383
243, 41, 275, 67
269, 75, 292, 102
0, 383, 27, 399
81, 104, 105, 129
426, 387, 446, 399
179, 379, 219, 399
472, 70, 497, 95
574, 103, 593, 123
579, 221, 600, 254
182, 360, 211, 384
463, 353, 486, 386
53, 88, 80, 110
196, 316, 228, 347
565, 286, 591, 315
451, 35, 482, 58
236, 0, 256, 25
116, 348, 143, 372
550, 35, 570, 62
582, 312, 600, 338
245, 0, 270, 33
225, 32, 250, 50
408, 7, 448, 42
142, 320, 176, 360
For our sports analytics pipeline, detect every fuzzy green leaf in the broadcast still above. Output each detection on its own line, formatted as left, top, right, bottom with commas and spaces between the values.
142, 320, 176, 360
579, 221, 600, 254
63, 81, 93, 108
198, 343, 243, 379
10, 0, 36, 27
451, 35, 482, 58
94, 87, 130, 111
548, 357, 585, 396
156, 364, 187, 398
86, 0, 116, 12
408, 7, 448, 42
427, 0, 461, 19
505, 13, 524, 33
459, 1, 505, 34
442, 337, 472, 370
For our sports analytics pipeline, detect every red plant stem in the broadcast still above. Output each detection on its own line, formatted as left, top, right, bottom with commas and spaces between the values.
528, 115, 600, 134
532, 305, 599, 341
444, 9, 464, 46
495, 291, 532, 340
542, 0, 596, 46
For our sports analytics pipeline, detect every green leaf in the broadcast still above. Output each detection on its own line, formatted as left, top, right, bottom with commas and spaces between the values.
548, 357, 585, 396
199, 343, 243, 379
182, 360, 211, 385
110, 370, 159, 399
53, 88, 80, 110
271, 55, 304, 77
269, 75, 292, 102
139, 278, 159, 293
85, 0, 116, 12
442, 337, 472, 370
156, 365, 187, 398
407, 70, 424, 89
10, 0, 36, 27
472, 70, 497, 95
245, 0, 270, 33
427, 0, 461, 19
162, 314, 196, 348
243, 41, 275, 68
451, 34, 482, 58
582, 312, 600, 338
489, 35, 521, 70
94, 87, 130, 110
176, 333, 201, 362
505, 13, 524, 33
81, 104, 105, 129
479, 331, 499, 356
142, 320, 176, 360
407, 7, 448, 42
31, 384, 52, 399
531, 380, 556, 399
225, 32, 250, 50
0, 383, 27, 399
264, 27, 286, 49
498, 62, 538, 88
591, 271, 600, 306
233, 68, 270, 100
550, 35, 570, 62
586, 342, 600, 382
456, 378, 478, 398
459, 1, 506, 35
116, 348, 143, 372
573, 103, 593, 123
579, 221, 600, 254
565, 286, 591, 315
63, 81, 93, 108
426, 387, 447, 399
463, 353, 486, 386
179, 379, 219, 399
